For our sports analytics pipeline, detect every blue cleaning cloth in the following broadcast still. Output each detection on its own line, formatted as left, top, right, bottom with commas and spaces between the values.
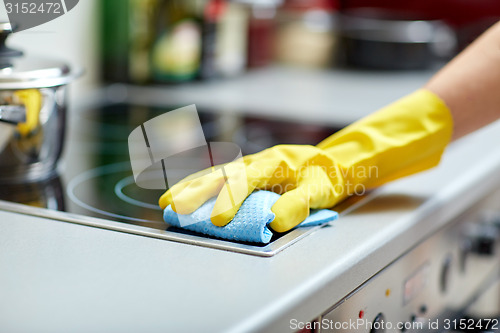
163, 190, 338, 243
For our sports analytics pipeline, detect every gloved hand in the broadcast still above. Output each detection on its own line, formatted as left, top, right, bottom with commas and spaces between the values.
159, 89, 453, 232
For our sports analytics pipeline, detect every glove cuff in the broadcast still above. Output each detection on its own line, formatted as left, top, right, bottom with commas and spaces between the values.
317, 89, 454, 189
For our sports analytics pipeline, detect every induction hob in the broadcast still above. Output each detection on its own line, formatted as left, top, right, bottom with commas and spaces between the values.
0, 102, 342, 256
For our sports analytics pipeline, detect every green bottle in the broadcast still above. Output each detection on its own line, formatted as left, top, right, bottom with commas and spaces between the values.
151, 0, 203, 83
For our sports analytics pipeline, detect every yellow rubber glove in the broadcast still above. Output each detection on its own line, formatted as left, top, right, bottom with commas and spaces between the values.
159, 89, 453, 232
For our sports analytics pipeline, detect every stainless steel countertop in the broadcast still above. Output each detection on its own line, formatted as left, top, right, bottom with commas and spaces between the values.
2, 71, 500, 333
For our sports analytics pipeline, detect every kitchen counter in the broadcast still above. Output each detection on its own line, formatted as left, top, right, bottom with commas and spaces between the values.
1, 66, 500, 332
1, 115, 500, 333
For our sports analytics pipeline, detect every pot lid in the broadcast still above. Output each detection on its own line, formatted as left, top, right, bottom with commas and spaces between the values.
0, 22, 81, 89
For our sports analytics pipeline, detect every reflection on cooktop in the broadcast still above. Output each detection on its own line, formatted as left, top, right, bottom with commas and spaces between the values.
2, 103, 340, 243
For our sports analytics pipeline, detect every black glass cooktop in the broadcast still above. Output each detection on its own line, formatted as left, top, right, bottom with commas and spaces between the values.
0, 103, 338, 238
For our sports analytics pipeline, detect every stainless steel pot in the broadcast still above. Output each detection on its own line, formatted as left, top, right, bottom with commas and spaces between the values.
0, 23, 81, 183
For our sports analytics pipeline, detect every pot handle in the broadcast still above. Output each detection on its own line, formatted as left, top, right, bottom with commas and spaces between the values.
0, 105, 26, 124
0, 22, 23, 58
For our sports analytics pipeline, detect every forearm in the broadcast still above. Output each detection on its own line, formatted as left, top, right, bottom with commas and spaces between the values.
425, 21, 500, 140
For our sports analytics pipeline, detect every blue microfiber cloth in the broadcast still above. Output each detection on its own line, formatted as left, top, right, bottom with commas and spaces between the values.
163, 190, 338, 243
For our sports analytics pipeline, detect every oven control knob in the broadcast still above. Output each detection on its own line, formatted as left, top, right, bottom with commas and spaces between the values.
470, 224, 498, 256
440, 255, 453, 293
370, 313, 386, 333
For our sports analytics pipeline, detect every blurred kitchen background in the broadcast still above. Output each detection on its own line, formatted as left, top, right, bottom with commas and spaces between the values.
1, 0, 500, 123
98, 0, 500, 83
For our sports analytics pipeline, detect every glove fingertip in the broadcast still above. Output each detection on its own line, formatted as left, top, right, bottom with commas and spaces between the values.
269, 192, 310, 233
158, 192, 172, 210
210, 208, 237, 227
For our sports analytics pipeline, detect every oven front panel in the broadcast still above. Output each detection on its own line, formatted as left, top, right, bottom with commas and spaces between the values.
320, 189, 500, 332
